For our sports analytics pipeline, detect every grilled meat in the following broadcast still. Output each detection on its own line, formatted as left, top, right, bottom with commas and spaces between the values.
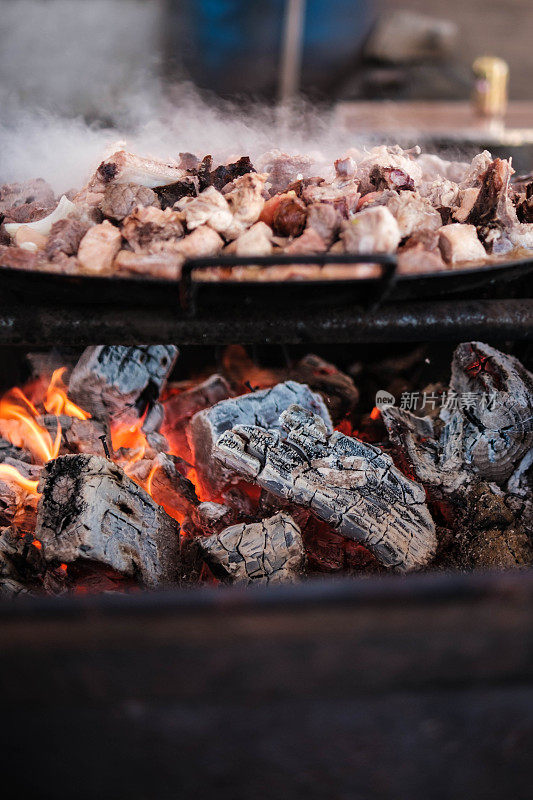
100, 183, 160, 221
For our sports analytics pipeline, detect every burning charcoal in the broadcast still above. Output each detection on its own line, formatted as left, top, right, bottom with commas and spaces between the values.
0, 526, 46, 596
155, 178, 198, 209
100, 183, 159, 221
62, 418, 108, 456
35, 455, 181, 587
271, 196, 307, 237
196, 512, 305, 585
149, 452, 200, 516
289, 354, 359, 423
445, 342, 533, 485
189, 381, 332, 494
162, 374, 232, 460
0, 461, 41, 526
142, 402, 165, 434
0, 439, 31, 464
340, 207, 401, 254
192, 501, 236, 534
69, 345, 178, 426
215, 405, 437, 572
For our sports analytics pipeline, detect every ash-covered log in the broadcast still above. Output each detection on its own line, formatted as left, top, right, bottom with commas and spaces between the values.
215, 405, 436, 571
35, 454, 181, 587
445, 342, 533, 484
190, 381, 332, 494
68, 345, 178, 425
196, 512, 304, 585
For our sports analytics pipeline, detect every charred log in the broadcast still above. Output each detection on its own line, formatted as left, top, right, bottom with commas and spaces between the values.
196, 512, 304, 585
215, 405, 437, 571
69, 345, 178, 425
189, 381, 332, 494
35, 454, 181, 587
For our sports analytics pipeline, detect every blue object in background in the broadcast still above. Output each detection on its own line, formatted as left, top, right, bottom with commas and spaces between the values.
173, 0, 376, 97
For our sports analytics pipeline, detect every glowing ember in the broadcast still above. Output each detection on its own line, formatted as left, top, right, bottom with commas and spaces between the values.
0, 464, 40, 494
370, 406, 381, 420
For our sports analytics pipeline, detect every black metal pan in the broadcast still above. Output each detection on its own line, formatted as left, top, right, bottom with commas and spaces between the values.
0, 252, 531, 314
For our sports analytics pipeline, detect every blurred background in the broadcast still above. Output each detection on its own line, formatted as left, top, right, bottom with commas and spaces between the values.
1, 0, 533, 167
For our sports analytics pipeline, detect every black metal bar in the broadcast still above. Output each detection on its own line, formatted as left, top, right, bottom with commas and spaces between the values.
179, 252, 397, 314
0, 299, 530, 345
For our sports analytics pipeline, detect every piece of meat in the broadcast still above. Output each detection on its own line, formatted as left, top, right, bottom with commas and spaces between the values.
453, 188, 480, 223
0, 225, 10, 246
179, 152, 200, 171
257, 151, 313, 196
467, 158, 517, 251
225, 221, 273, 256
94, 150, 186, 189
355, 145, 423, 194
0, 178, 55, 213
334, 157, 356, 181
177, 225, 224, 261
271, 196, 307, 237
3, 200, 56, 224
114, 250, 183, 280
154, 178, 198, 209
100, 183, 159, 221
516, 183, 533, 223
384, 191, 442, 237
369, 165, 415, 192
417, 153, 469, 184
438, 224, 486, 265
284, 227, 327, 254
176, 186, 233, 234
286, 176, 325, 198
223, 173, 267, 239
301, 182, 360, 217
77, 220, 122, 273
398, 230, 447, 274
259, 193, 287, 227
340, 206, 401, 254
45, 215, 92, 258
0, 244, 42, 271
420, 177, 460, 209
305, 202, 341, 245
121, 206, 184, 254
508, 223, 533, 250
459, 150, 493, 188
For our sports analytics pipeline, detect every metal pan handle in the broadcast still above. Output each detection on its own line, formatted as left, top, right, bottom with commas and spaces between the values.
179, 253, 397, 315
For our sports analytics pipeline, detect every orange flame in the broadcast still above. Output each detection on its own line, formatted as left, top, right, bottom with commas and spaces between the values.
370, 406, 381, 421
44, 368, 90, 420
0, 393, 61, 463
0, 464, 40, 494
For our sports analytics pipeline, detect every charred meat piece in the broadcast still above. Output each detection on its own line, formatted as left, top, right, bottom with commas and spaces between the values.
516, 182, 533, 223
453, 188, 480, 223
271, 196, 307, 237
467, 158, 517, 231
209, 156, 256, 191
154, 178, 198, 210
398, 229, 447, 274
100, 183, 159, 221
384, 191, 442, 237
3, 200, 56, 224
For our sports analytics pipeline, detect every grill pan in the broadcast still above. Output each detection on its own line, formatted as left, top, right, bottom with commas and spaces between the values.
0, 252, 532, 314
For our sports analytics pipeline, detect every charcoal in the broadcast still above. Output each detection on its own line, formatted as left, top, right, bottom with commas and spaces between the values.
0, 461, 41, 527
289, 354, 359, 422
445, 342, 533, 485
192, 501, 236, 534
189, 381, 332, 494
215, 405, 436, 571
69, 345, 178, 425
35, 454, 181, 587
0, 439, 31, 464
196, 512, 304, 585
149, 452, 200, 516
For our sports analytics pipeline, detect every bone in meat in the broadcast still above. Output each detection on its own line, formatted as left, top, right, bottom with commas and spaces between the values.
69, 345, 178, 425
215, 404, 437, 571
189, 381, 332, 494
92, 150, 187, 190
197, 512, 305, 585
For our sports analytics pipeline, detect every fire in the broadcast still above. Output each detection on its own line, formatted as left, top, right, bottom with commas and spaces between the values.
110, 416, 147, 473
44, 368, 90, 420
370, 406, 381, 420
0, 464, 40, 494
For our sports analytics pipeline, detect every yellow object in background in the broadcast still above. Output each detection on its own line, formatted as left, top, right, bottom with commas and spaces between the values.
472, 56, 509, 119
